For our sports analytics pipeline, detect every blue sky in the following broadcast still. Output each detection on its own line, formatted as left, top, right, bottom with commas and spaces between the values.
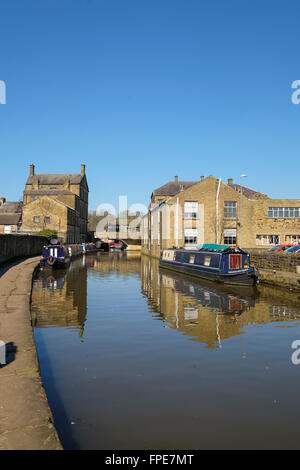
0, 0, 299, 211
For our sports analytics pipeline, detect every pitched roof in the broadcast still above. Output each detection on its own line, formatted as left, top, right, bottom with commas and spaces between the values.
0, 201, 23, 213
26, 174, 84, 185
152, 181, 198, 197
0, 213, 22, 225
24, 189, 76, 196
228, 183, 268, 199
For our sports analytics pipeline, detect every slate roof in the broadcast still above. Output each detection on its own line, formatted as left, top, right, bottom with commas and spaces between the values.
0, 201, 23, 213
24, 190, 76, 196
26, 174, 84, 185
228, 183, 268, 199
0, 213, 22, 225
152, 181, 198, 197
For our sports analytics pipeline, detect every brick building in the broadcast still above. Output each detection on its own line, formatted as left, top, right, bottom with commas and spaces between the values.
141, 175, 300, 257
21, 164, 89, 243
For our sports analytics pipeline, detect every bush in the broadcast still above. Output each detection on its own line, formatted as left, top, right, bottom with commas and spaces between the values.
37, 229, 58, 241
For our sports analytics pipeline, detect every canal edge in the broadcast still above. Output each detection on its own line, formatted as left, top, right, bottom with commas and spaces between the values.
0, 257, 63, 450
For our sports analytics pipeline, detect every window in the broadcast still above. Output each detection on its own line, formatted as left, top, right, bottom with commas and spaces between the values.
224, 228, 237, 245
31, 196, 36, 201
204, 256, 211, 266
4, 225, 11, 234
44, 216, 50, 224
224, 201, 237, 219
33, 216, 40, 223
268, 207, 300, 218
184, 228, 198, 246
189, 255, 195, 264
184, 201, 198, 219
286, 235, 300, 244
256, 234, 280, 246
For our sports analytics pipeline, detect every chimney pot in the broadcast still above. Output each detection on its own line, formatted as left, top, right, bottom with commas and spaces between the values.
201, 175, 204, 181
81, 164, 86, 176
30, 164, 35, 177
228, 178, 233, 185
0, 197, 6, 206
174, 175, 178, 183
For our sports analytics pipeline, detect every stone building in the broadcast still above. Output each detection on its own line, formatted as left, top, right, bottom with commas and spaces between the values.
0, 198, 22, 234
141, 175, 300, 257
21, 164, 88, 243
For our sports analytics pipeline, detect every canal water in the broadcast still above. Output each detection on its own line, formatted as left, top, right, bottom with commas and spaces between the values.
31, 252, 300, 450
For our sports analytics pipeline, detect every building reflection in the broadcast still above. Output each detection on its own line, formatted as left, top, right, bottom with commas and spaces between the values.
31, 258, 88, 337
31, 253, 300, 347
141, 256, 300, 348
90, 251, 141, 276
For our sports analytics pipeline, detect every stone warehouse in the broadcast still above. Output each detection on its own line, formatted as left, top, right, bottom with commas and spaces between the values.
21, 164, 89, 243
141, 175, 300, 258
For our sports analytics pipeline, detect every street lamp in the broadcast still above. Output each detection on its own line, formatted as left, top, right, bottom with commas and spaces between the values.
240, 174, 247, 248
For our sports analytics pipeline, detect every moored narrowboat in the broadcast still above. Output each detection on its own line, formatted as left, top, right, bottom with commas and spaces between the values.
40, 243, 82, 269
159, 244, 258, 286
108, 239, 128, 251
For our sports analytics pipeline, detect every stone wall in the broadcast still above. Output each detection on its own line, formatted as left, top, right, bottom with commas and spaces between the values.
0, 234, 48, 264
247, 248, 300, 273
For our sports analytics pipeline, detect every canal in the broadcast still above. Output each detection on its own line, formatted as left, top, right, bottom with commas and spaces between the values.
31, 252, 300, 450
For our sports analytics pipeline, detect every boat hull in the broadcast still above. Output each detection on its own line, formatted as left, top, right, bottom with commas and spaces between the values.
40, 257, 71, 269
159, 259, 258, 286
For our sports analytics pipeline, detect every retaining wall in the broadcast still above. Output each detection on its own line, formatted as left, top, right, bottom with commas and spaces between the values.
246, 248, 300, 273
0, 235, 48, 264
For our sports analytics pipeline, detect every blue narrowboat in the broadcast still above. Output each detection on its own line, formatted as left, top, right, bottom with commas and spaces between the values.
40, 243, 82, 269
159, 244, 258, 286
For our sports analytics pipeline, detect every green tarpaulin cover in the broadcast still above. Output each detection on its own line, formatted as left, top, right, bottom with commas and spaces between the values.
196, 243, 232, 252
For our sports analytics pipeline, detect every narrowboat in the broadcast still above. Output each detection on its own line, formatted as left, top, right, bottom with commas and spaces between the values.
40, 243, 82, 269
159, 244, 258, 286
108, 239, 128, 251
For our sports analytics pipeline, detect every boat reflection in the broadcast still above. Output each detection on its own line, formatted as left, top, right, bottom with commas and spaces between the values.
31, 260, 88, 336
141, 257, 261, 348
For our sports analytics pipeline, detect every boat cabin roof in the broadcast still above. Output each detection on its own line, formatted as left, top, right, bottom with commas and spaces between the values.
166, 244, 248, 255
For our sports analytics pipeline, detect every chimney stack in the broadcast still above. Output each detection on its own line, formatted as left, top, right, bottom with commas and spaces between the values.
0, 197, 6, 207
81, 164, 86, 176
30, 164, 35, 177
201, 175, 204, 181
174, 175, 178, 183
228, 178, 233, 185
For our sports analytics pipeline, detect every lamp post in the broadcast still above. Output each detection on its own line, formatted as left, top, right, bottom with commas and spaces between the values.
239, 174, 247, 248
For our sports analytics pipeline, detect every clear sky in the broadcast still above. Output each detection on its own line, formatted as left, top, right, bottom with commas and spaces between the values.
0, 0, 299, 211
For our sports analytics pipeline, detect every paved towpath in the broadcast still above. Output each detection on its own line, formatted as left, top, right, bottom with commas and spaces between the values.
0, 257, 62, 450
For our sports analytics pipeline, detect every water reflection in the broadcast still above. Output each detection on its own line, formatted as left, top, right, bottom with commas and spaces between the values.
141, 257, 300, 348
31, 260, 88, 336
32, 254, 300, 347
31, 252, 141, 337
31, 253, 300, 450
